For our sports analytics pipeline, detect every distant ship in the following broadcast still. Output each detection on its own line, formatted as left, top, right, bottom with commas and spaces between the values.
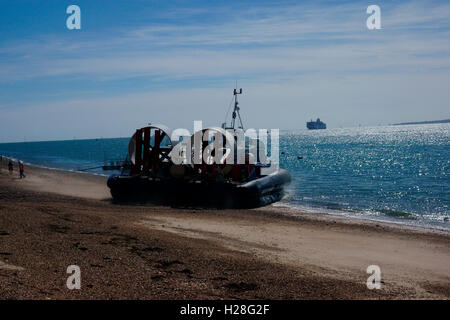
307, 118, 326, 130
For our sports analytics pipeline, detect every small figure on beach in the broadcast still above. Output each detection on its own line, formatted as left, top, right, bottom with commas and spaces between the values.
19, 161, 25, 179
8, 160, 13, 175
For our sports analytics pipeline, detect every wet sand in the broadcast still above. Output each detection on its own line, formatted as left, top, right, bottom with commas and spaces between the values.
0, 163, 449, 299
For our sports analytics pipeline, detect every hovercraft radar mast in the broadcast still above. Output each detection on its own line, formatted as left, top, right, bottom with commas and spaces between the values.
222, 88, 244, 130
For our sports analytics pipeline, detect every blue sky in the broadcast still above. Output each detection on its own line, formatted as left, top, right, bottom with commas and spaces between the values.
1, 0, 449, 142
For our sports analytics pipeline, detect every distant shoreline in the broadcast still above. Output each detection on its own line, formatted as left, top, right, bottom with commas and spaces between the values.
392, 119, 450, 126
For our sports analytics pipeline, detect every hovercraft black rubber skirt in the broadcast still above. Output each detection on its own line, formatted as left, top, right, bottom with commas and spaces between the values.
107, 169, 291, 209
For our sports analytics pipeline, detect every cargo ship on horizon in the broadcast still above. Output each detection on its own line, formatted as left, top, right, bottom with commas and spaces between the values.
307, 118, 326, 130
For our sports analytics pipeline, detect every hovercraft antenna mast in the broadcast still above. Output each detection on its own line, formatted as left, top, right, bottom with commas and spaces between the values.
223, 86, 244, 130
231, 87, 244, 130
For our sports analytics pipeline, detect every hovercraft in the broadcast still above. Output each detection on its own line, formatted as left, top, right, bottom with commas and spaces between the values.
107, 88, 291, 208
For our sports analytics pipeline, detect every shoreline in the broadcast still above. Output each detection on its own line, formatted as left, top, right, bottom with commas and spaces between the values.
0, 155, 110, 177
12, 158, 450, 235
271, 202, 450, 236
2, 156, 448, 234
0, 158, 449, 299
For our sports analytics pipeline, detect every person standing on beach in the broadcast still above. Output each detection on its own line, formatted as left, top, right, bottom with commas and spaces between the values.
19, 161, 25, 179
8, 160, 13, 175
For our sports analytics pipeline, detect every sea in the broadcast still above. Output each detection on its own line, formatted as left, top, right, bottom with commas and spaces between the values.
1, 124, 449, 231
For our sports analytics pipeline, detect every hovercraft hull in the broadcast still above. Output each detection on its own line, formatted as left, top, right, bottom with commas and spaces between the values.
107, 169, 291, 208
